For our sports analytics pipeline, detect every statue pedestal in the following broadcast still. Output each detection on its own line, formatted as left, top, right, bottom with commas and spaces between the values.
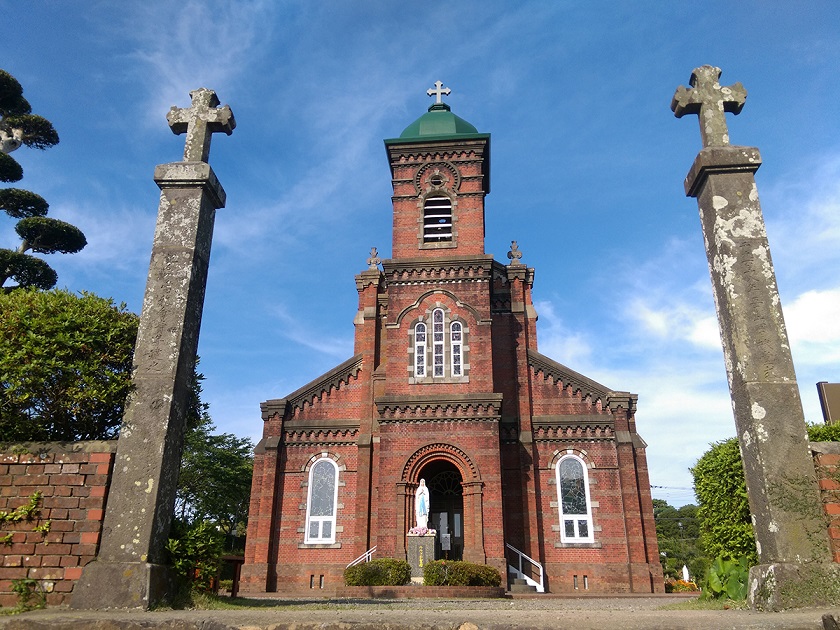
407, 532, 436, 582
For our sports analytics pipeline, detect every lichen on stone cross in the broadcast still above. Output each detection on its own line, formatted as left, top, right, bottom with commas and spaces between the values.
367, 247, 381, 270
671, 65, 746, 147
166, 88, 236, 162
507, 240, 523, 266
427, 81, 451, 104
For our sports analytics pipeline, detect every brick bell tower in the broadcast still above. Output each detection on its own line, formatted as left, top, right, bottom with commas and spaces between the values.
370, 81, 511, 574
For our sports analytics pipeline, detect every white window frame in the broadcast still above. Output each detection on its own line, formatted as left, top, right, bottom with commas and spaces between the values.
432, 308, 445, 377
414, 322, 427, 377
556, 454, 594, 543
423, 196, 453, 243
304, 457, 339, 544
450, 321, 463, 377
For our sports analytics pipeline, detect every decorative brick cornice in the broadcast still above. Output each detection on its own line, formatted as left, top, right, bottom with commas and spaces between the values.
260, 398, 288, 421
355, 269, 384, 291
382, 255, 494, 284
284, 420, 360, 446
528, 350, 610, 405
376, 393, 503, 423
284, 354, 364, 414
606, 392, 638, 415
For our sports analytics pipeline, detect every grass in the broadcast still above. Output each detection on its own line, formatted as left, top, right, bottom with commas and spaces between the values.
659, 597, 748, 611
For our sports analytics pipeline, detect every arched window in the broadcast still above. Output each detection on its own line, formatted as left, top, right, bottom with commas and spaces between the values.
423, 196, 452, 243
305, 458, 339, 544
450, 321, 463, 377
556, 455, 594, 543
414, 322, 427, 377
432, 309, 445, 377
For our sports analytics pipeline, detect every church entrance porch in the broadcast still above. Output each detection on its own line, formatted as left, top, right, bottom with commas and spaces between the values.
422, 462, 464, 561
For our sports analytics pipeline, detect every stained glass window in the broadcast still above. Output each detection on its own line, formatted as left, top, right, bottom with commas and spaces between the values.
556, 455, 594, 543
433, 309, 445, 377
305, 458, 338, 543
451, 322, 462, 376
415, 323, 426, 377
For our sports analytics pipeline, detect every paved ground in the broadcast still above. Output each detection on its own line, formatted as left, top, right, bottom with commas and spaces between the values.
2, 595, 839, 629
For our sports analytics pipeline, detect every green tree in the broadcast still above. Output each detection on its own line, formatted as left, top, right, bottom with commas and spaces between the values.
0, 288, 137, 441
691, 438, 758, 565
653, 498, 707, 581
174, 408, 254, 548
1, 69, 86, 290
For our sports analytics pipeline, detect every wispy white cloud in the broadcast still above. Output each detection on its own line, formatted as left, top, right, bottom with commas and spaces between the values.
270, 304, 353, 360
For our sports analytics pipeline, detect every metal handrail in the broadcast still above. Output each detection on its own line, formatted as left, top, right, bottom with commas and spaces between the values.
505, 542, 544, 593
346, 545, 377, 568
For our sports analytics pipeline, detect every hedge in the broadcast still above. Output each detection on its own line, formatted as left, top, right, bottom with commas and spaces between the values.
344, 558, 411, 586
423, 560, 501, 587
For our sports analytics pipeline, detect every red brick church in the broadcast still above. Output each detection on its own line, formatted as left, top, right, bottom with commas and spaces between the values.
242, 83, 663, 595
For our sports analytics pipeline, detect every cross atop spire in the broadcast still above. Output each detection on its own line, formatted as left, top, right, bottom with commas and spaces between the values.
167, 88, 236, 163
427, 81, 451, 105
671, 65, 746, 148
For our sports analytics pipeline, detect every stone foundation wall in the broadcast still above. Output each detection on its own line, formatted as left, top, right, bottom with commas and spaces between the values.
812, 442, 840, 564
0, 441, 115, 607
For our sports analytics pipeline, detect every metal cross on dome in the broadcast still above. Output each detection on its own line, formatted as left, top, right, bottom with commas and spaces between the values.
427, 81, 451, 104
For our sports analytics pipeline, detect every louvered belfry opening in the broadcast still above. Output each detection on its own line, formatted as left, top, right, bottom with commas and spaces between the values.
423, 196, 452, 242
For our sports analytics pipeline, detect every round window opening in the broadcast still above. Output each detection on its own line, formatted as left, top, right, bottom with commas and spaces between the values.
429, 174, 444, 187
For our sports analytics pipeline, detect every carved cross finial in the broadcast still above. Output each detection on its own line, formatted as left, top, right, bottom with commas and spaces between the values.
671, 66, 746, 148
367, 247, 381, 270
507, 240, 523, 266
427, 81, 451, 105
167, 88, 236, 162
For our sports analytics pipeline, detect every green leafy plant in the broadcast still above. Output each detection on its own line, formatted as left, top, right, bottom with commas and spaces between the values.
166, 520, 224, 593
423, 560, 501, 587
5, 578, 45, 614
0, 491, 41, 524
701, 555, 750, 600
343, 558, 411, 586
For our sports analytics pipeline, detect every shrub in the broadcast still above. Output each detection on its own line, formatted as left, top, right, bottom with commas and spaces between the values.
423, 560, 501, 587
343, 558, 411, 586
165, 521, 224, 593
807, 422, 840, 443
691, 438, 757, 565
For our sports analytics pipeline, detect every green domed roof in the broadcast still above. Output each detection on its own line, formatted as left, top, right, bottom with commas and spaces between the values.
398, 102, 479, 139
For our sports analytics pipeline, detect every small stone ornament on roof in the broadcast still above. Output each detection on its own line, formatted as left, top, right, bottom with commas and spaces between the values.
427, 80, 451, 104
507, 240, 524, 266
671, 65, 746, 148
366, 247, 381, 270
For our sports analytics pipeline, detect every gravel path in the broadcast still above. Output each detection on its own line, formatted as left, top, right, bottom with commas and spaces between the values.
1, 596, 838, 629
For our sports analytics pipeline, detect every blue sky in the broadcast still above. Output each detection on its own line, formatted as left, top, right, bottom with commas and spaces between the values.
4, 2, 840, 506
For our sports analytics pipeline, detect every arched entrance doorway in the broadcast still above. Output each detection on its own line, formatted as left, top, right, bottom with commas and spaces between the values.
418, 460, 463, 561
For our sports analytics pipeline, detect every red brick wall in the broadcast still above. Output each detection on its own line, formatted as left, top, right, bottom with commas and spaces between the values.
0, 442, 115, 607
812, 443, 840, 563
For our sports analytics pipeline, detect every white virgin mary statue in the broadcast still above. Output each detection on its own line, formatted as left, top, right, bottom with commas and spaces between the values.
415, 479, 430, 529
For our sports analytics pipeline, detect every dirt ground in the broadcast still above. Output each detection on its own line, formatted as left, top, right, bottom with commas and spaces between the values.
1, 595, 839, 629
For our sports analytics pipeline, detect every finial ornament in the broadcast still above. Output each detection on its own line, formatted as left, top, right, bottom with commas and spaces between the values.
366, 247, 381, 270
167, 88, 236, 162
507, 240, 523, 266
671, 65, 746, 148
427, 81, 451, 105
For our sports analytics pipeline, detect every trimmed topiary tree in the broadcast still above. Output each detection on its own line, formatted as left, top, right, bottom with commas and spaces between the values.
1, 69, 85, 290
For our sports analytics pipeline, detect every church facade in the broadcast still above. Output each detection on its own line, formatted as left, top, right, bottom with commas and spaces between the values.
242, 86, 663, 595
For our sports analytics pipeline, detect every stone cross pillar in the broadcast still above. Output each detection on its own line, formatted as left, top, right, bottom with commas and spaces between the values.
72, 88, 235, 609
673, 66, 832, 609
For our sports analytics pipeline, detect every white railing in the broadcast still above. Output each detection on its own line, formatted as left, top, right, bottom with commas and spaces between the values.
346, 545, 377, 568
505, 543, 544, 593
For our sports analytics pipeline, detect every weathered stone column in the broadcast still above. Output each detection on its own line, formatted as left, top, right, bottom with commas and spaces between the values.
672, 66, 832, 609
72, 89, 234, 609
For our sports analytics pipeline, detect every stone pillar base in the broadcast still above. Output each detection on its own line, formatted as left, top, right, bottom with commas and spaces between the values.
407, 532, 436, 579
749, 562, 840, 611
71, 561, 172, 610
